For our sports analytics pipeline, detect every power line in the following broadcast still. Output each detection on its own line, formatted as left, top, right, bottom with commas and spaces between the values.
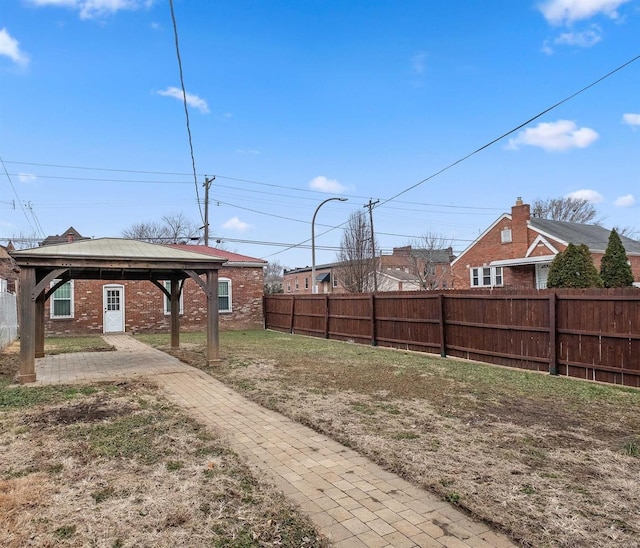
379, 53, 640, 208
168, 0, 203, 224
0, 156, 41, 237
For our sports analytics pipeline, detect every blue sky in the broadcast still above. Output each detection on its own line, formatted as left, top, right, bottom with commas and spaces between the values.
1, 0, 639, 268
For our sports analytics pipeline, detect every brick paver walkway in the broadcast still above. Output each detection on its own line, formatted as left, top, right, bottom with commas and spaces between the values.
34, 335, 515, 547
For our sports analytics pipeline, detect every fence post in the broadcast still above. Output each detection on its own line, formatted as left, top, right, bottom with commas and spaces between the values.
370, 293, 377, 346
262, 295, 267, 330
439, 293, 447, 357
549, 291, 558, 375
324, 294, 330, 338
289, 295, 295, 334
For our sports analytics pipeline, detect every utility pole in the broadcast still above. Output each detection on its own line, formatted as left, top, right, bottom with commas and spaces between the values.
364, 198, 379, 292
203, 176, 215, 246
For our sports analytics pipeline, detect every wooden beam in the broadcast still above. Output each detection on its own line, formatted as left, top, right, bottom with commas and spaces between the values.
170, 278, 181, 349
18, 267, 36, 383
206, 269, 220, 364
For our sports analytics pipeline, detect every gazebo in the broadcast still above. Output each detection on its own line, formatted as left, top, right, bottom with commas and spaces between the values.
10, 238, 227, 384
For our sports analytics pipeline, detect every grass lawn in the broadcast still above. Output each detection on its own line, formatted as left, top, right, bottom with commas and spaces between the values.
0, 338, 326, 547
137, 329, 640, 548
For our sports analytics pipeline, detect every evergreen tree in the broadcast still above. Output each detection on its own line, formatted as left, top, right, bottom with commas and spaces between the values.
547, 243, 603, 288
600, 229, 634, 288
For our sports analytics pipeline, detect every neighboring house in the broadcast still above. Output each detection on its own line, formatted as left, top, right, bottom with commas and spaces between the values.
451, 197, 640, 289
375, 269, 423, 292
284, 264, 343, 294
34, 229, 267, 335
379, 245, 455, 289
0, 242, 19, 293
284, 260, 426, 294
40, 226, 90, 246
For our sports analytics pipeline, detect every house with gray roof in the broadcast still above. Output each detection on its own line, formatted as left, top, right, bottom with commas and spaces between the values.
451, 197, 640, 289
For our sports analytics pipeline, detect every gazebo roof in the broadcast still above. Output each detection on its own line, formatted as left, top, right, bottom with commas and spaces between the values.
10, 238, 227, 281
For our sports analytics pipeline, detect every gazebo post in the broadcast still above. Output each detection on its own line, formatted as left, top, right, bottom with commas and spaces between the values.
206, 269, 220, 364
35, 292, 45, 358
18, 266, 37, 384
170, 277, 180, 349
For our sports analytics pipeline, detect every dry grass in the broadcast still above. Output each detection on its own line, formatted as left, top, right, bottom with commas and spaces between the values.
141, 330, 640, 548
0, 343, 327, 547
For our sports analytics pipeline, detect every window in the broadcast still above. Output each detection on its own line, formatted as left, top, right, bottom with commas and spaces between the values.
332, 274, 338, 288
470, 266, 503, 288
163, 281, 184, 315
304, 277, 309, 289
501, 229, 512, 243
287, 281, 291, 292
218, 278, 232, 313
295, 278, 299, 291
51, 280, 73, 318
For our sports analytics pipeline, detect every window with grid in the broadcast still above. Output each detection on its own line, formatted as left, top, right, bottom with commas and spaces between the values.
51, 280, 73, 318
470, 266, 503, 288
219, 278, 232, 313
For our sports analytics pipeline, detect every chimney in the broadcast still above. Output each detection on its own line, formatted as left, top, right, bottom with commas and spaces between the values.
511, 197, 530, 256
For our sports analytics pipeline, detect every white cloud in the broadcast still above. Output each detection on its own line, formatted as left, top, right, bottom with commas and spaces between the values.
538, 0, 631, 25
156, 87, 209, 114
566, 189, 604, 203
410, 52, 428, 75
309, 176, 347, 194
222, 217, 251, 233
554, 26, 602, 47
506, 120, 598, 152
622, 113, 640, 127
614, 194, 636, 207
18, 173, 37, 183
0, 28, 30, 66
28, 0, 154, 20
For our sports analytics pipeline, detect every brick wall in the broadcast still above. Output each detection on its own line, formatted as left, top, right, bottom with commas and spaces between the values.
44, 266, 264, 335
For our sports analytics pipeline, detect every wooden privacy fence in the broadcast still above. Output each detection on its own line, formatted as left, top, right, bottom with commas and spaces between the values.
264, 289, 640, 388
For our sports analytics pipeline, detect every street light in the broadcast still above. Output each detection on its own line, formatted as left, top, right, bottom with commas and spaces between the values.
312, 197, 348, 294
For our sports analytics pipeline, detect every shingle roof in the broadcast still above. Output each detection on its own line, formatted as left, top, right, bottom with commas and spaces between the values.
12, 238, 228, 262
167, 244, 267, 266
529, 218, 640, 254
380, 269, 422, 282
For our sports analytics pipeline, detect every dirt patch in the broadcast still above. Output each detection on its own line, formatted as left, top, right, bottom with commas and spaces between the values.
0, 380, 327, 547
161, 331, 640, 548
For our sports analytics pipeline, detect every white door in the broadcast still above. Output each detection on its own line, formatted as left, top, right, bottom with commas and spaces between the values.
103, 285, 125, 333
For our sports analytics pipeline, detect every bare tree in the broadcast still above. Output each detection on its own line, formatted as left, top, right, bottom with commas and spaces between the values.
122, 212, 201, 244
163, 212, 202, 244
407, 232, 454, 289
335, 211, 377, 293
615, 226, 640, 240
531, 197, 601, 224
264, 260, 285, 294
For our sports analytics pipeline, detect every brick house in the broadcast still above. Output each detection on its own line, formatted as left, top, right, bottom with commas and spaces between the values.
284, 264, 344, 294
379, 246, 455, 289
37, 233, 266, 335
283, 244, 453, 294
451, 197, 640, 289
0, 242, 19, 293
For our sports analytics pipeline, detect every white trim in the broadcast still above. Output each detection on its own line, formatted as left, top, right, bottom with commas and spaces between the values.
103, 284, 125, 333
470, 266, 503, 287
451, 213, 511, 266
490, 255, 556, 267
525, 235, 559, 257
218, 277, 232, 313
50, 279, 74, 319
